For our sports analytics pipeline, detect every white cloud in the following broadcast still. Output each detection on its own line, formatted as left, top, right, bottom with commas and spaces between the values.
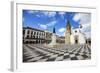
73, 13, 91, 24
73, 13, 81, 22
58, 12, 66, 19
27, 10, 42, 17
47, 21, 57, 27
39, 20, 57, 29
58, 28, 65, 32
39, 24, 47, 29
73, 13, 91, 38
81, 23, 90, 31
57, 28, 66, 36
27, 10, 38, 14
42, 11, 56, 17
27, 10, 57, 18
80, 23, 91, 38
36, 14, 41, 17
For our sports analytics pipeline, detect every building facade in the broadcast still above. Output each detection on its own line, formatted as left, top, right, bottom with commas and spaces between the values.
70, 28, 86, 44
23, 27, 47, 44
23, 27, 65, 44
65, 21, 90, 45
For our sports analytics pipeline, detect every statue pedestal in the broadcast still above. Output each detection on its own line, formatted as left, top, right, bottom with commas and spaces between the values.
48, 33, 57, 47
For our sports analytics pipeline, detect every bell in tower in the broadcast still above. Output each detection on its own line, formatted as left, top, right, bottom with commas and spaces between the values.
65, 20, 71, 45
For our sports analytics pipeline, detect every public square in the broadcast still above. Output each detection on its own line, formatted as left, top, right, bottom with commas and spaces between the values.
23, 44, 91, 62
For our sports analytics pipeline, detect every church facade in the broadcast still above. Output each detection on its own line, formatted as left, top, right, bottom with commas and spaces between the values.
65, 21, 86, 45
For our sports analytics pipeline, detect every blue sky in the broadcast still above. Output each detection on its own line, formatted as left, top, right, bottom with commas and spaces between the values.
23, 10, 91, 38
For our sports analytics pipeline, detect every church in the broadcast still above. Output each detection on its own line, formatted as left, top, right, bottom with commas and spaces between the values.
65, 21, 86, 45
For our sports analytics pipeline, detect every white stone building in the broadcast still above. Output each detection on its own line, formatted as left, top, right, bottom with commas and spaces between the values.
70, 28, 86, 44
65, 21, 86, 45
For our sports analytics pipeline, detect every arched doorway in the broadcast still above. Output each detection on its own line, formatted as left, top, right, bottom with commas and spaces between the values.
74, 35, 78, 44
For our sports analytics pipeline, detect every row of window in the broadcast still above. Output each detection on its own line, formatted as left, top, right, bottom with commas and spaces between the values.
25, 35, 46, 39
23, 29, 46, 39
26, 29, 46, 36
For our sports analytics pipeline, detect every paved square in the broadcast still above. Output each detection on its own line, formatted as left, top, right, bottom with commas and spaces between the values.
23, 44, 91, 62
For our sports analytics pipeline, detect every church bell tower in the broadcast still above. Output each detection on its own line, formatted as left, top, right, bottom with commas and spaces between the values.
65, 20, 71, 44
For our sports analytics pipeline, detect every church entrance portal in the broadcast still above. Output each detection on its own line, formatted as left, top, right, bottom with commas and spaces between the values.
75, 39, 78, 44
74, 35, 78, 44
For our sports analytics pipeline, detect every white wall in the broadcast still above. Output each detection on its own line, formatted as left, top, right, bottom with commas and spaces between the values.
0, 0, 100, 73
78, 33, 86, 44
